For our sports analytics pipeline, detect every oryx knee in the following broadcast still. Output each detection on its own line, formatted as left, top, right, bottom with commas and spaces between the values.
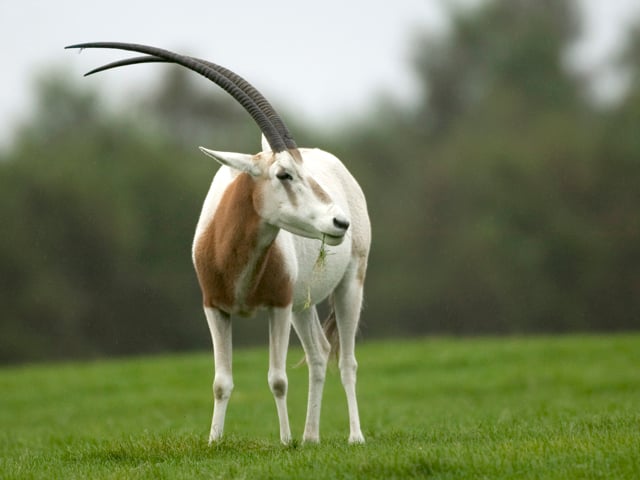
339, 357, 358, 384
268, 372, 288, 398
213, 375, 234, 401
308, 356, 328, 384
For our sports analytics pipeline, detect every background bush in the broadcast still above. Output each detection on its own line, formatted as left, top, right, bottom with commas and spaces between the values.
1, 0, 639, 362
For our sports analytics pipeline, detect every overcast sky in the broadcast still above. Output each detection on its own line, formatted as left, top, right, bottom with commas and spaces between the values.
1, 0, 639, 146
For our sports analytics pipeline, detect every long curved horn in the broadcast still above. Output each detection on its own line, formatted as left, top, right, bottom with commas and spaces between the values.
83, 54, 297, 150
65, 42, 291, 153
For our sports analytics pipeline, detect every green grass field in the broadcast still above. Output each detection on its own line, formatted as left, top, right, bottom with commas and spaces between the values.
1, 334, 639, 479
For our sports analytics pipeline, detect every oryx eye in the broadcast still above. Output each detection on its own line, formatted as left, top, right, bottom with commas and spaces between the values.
276, 170, 293, 181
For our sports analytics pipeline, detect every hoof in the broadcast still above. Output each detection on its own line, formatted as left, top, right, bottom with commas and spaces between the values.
208, 431, 223, 446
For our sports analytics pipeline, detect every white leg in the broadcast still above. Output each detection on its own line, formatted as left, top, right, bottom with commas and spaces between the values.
291, 307, 330, 443
268, 307, 292, 444
204, 307, 233, 444
334, 274, 365, 444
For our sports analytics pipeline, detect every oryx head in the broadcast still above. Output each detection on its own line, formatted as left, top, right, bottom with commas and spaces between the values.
200, 139, 350, 246
66, 42, 350, 245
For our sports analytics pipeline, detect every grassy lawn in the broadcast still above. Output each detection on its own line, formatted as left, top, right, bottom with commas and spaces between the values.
1, 334, 638, 479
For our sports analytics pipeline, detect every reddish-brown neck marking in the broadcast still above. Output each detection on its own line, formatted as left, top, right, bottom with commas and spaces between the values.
193, 173, 292, 314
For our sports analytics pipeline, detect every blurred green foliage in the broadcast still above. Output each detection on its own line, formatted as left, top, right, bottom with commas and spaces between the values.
1, 0, 639, 362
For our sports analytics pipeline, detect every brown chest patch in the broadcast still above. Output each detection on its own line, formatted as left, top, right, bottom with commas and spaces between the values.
244, 240, 292, 310
193, 173, 292, 313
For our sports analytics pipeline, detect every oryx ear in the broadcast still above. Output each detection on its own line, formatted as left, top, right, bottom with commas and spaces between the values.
199, 147, 262, 177
260, 134, 271, 153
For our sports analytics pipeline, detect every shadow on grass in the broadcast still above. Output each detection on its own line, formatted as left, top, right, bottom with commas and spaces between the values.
60, 430, 436, 478
64, 433, 295, 464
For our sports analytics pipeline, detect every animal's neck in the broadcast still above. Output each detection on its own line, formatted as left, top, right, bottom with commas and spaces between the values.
194, 173, 292, 314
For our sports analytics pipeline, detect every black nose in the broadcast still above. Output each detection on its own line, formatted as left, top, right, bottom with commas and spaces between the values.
333, 217, 350, 231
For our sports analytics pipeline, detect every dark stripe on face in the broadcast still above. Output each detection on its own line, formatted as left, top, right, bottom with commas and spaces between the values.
282, 180, 298, 206
308, 178, 331, 203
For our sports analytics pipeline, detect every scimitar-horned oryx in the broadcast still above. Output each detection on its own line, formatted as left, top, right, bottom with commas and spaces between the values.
66, 42, 371, 444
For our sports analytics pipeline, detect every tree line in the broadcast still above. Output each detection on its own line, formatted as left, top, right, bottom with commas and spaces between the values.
1, 0, 639, 363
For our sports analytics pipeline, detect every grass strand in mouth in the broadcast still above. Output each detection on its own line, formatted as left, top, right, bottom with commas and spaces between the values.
315, 234, 328, 270
304, 235, 328, 309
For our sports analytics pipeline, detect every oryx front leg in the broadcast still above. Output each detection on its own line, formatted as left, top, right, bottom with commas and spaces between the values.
334, 273, 365, 444
268, 307, 292, 444
205, 307, 233, 444
291, 307, 330, 443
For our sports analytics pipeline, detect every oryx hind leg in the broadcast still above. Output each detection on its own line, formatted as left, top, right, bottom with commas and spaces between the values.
333, 267, 365, 443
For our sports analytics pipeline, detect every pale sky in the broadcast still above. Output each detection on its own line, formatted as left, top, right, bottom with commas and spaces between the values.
0, 0, 639, 146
